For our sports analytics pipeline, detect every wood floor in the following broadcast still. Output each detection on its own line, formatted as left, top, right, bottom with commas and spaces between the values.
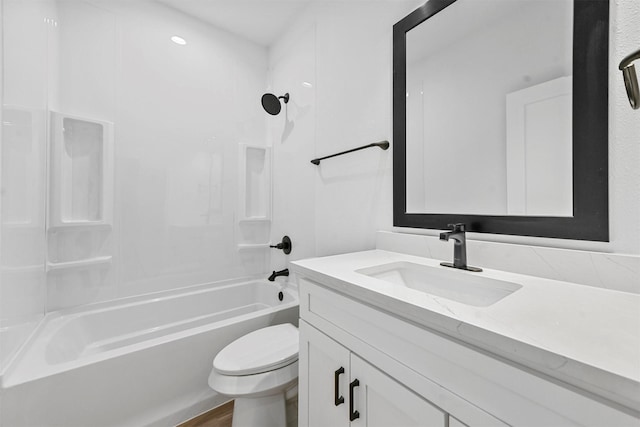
178, 401, 234, 427
177, 395, 298, 427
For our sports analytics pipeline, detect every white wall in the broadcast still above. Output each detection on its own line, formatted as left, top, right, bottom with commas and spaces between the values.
269, 0, 418, 261
271, 0, 640, 264
0, 0, 54, 371
268, 21, 317, 270
1, 0, 271, 318
55, 0, 269, 306
111, 2, 269, 300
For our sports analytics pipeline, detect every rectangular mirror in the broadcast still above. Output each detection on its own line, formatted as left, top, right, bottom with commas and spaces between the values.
393, 0, 609, 240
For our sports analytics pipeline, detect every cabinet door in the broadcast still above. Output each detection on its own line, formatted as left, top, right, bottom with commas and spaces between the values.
299, 320, 350, 427
350, 354, 447, 427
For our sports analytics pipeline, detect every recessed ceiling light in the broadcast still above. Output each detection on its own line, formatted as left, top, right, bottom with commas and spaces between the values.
302, 81, 313, 88
171, 36, 187, 45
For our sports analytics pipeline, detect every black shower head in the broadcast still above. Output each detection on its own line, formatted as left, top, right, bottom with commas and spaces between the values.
261, 92, 290, 115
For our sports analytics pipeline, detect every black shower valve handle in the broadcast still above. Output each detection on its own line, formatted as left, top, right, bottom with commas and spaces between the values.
270, 235, 292, 255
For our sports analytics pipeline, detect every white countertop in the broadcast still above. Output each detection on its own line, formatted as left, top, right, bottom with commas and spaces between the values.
291, 249, 640, 411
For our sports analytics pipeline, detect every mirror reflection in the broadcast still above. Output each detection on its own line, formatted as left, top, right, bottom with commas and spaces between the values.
405, 0, 573, 216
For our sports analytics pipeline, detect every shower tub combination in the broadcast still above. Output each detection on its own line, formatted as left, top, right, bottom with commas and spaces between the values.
0, 278, 299, 427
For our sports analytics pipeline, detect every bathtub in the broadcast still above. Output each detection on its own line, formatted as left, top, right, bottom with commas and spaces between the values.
0, 278, 299, 427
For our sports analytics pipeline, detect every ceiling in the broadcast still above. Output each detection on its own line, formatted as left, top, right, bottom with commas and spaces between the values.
157, 0, 313, 47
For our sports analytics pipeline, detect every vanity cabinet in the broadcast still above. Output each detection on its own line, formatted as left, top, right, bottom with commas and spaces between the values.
300, 319, 447, 427
298, 278, 504, 427
296, 276, 639, 427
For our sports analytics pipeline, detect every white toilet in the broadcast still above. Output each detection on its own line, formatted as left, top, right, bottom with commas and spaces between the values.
208, 323, 299, 427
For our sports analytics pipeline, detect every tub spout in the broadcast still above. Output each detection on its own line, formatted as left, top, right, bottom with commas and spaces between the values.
268, 268, 289, 282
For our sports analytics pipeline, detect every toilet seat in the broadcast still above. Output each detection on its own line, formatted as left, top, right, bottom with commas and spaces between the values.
209, 360, 298, 398
209, 323, 299, 400
213, 323, 298, 376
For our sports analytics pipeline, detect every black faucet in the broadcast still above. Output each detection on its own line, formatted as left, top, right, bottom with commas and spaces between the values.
439, 224, 482, 272
268, 268, 289, 282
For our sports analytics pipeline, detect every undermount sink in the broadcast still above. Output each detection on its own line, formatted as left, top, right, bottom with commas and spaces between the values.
356, 262, 522, 307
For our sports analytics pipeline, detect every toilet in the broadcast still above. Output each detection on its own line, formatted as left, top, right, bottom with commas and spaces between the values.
208, 323, 299, 427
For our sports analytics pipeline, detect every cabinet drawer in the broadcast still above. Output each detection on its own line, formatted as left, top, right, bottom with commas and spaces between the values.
299, 278, 638, 427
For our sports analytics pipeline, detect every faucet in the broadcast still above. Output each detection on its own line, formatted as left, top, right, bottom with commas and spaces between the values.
439, 224, 482, 272
268, 268, 289, 282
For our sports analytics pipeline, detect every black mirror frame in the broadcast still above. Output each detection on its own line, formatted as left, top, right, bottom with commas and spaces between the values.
393, 0, 609, 241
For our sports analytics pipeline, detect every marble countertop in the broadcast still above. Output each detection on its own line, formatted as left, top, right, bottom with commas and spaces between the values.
291, 249, 640, 411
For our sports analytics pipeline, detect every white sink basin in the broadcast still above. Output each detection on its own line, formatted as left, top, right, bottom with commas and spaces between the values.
356, 262, 522, 307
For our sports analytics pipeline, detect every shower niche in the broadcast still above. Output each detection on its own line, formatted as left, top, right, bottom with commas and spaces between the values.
49, 112, 113, 227
237, 144, 272, 251
46, 112, 114, 307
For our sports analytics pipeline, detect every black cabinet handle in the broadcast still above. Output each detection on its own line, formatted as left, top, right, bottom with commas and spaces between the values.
334, 367, 345, 406
349, 378, 360, 421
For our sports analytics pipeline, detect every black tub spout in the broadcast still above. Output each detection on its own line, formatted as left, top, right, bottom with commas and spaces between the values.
268, 268, 289, 282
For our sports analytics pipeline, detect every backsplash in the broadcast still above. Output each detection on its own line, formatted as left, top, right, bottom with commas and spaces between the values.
376, 231, 640, 294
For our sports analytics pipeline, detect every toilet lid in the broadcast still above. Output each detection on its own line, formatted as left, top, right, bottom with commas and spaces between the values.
214, 323, 299, 376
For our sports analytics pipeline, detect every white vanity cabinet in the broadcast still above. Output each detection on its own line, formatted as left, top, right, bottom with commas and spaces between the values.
298, 278, 507, 427
296, 275, 640, 427
300, 319, 447, 427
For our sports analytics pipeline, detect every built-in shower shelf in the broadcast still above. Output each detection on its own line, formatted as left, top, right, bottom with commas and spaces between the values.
48, 223, 112, 232
237, 144, 272, 249
238, 144, 271, 222
46, 256, 112, 272
238, 218, 271, 223
237, 243, 270, 251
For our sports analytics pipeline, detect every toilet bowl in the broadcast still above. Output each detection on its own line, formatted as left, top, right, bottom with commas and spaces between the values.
208, 323, 299, 427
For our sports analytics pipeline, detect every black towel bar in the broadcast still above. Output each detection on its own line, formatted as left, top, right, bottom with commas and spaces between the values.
310, 140, 389, 165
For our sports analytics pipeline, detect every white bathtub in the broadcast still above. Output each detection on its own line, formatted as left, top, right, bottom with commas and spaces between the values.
0, 278, 299, 427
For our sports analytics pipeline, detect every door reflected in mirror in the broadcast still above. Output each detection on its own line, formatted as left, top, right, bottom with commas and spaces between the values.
405, 0, 573, 216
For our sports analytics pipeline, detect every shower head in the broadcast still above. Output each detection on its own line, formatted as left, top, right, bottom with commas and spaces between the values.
261, 92, 290, 115
619, 48, 640, 110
